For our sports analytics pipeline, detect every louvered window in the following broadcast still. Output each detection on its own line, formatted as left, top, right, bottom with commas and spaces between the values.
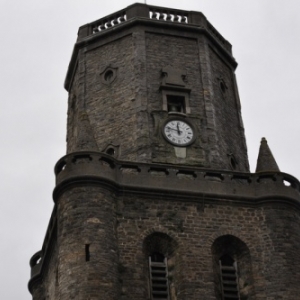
219, 255, 240, 300
149, 252, 169, 299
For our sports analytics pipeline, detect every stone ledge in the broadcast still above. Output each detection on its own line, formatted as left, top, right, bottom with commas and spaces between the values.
54, 151, 300, 203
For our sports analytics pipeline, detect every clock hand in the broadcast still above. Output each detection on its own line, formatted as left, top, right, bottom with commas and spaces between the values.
166, 126, 178, 132
177, 122, 183, 135
177, 122, 180, 135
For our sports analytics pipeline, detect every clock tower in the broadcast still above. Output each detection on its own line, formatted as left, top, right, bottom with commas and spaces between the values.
29, 3, 300, 300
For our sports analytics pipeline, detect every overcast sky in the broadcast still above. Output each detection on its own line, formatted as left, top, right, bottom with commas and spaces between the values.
0, 1, 299, 299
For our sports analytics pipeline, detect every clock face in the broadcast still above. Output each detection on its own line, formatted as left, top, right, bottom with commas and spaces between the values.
163, 120, 195, 146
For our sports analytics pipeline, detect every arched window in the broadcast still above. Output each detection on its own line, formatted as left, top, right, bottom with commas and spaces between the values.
143, 232, 179, 300
212, 235, 255, 300
219, 254, 240, 300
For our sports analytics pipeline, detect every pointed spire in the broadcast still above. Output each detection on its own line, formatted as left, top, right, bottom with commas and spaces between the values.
75, 111, 99, 151
255, 137, 280, 172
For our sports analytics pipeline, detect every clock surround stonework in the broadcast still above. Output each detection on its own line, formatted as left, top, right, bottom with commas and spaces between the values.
28, 3, 300, 300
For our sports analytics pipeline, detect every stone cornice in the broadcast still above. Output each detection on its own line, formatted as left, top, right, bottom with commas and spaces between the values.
54, 152, 300, 205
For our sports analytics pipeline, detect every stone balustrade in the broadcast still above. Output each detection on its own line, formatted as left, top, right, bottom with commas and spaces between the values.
149, 6, 188, 23
92, 8, 127, 33
76, 3, 231, 52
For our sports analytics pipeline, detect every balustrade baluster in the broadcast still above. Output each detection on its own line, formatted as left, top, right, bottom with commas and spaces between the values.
151, 10, 157, 19
159, 12, 165, 20
181, 16, 187, 23
174, 15, 179, 22
112, 17, 119, 25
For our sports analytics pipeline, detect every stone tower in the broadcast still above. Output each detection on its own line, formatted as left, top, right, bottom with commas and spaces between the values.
28, 3, 300, 300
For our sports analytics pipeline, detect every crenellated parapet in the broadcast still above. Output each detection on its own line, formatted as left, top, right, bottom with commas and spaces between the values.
54, 151, 300, 204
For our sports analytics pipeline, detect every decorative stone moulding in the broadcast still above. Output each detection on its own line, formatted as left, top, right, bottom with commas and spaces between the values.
160, 66, 191, 114
161, 66, 187, 87
53, 151, 300, 203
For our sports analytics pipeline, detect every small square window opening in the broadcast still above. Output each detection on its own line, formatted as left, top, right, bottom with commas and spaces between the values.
167, 95, 185, 113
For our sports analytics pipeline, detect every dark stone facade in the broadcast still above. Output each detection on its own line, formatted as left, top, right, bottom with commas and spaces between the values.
65, 3, 248, 171
29, 3, 300, 300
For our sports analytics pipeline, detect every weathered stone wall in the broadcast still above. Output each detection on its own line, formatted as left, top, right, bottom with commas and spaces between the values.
55, 185, 120, 300
145, 33, 207, 166
84, 35, 137, 158
145, 33, 203, 113
66, 66, 80, 154
42, 244, 58, 300
34, 186, 300, 300
261, 206, 300, 299
67, 34, 149, 162
65, 23, 249, 171
209, 47, 249, 171
116, 195, 300, 299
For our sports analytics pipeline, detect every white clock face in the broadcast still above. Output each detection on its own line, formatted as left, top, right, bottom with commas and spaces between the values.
163, 120, 195, 146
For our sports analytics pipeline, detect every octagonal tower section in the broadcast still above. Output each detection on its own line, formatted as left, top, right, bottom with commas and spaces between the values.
65, 3, 249, 171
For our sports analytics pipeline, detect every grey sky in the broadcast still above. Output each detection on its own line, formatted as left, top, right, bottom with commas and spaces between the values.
0, 1, 299, 299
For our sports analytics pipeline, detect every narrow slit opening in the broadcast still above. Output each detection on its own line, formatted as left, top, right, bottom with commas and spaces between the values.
85, 244, 90, 262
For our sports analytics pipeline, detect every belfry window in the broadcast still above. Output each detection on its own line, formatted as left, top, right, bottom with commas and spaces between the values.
219, 254, 240, 300
167, 95, 185, 113
161, 90, 190, 114
212, 235, 254, 300
160, 66, 191, 114
149, 252, 169, 299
